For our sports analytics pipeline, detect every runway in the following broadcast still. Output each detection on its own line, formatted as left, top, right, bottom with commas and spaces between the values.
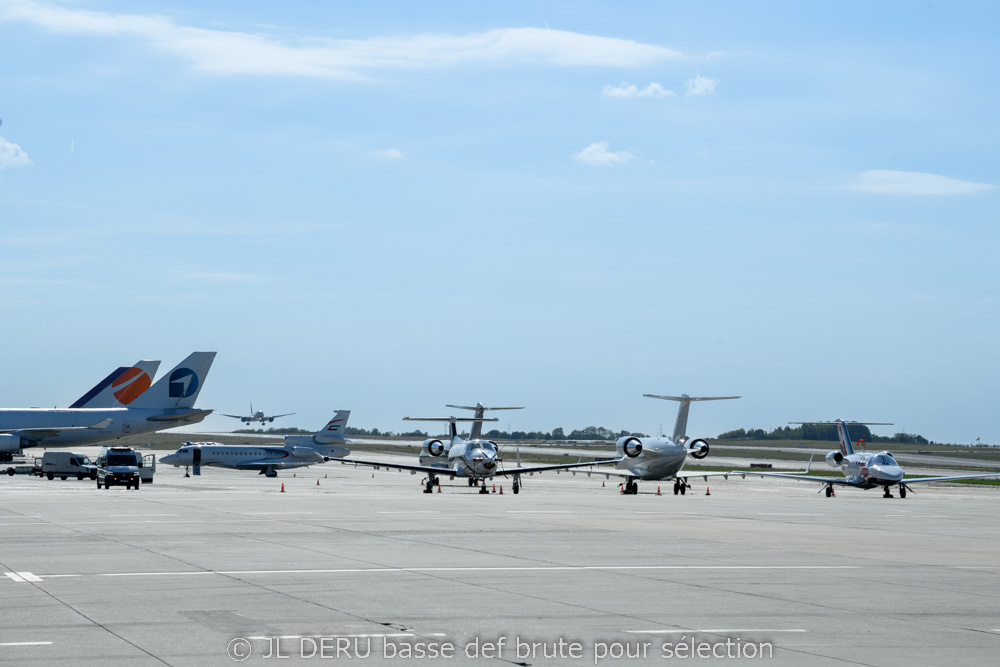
2, 453, 999, 665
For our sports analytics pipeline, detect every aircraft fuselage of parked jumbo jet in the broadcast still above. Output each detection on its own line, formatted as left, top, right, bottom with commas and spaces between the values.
0, 353, 216, 459
334, 415, 620, 494
589, 394, 740, 495
161, 411, 352, 477
735, 419, 1000, 498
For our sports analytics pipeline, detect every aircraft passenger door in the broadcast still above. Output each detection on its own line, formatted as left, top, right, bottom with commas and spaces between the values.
192, 448, 201, 476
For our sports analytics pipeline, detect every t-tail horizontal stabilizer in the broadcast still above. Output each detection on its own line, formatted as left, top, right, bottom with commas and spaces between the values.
643, 394, 741, 443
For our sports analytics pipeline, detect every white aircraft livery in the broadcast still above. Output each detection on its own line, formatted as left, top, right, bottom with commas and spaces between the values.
161, 410, 352, 477
735, 419, 1000, 498
334, 413, 620, 494
0, 352, 216, 460
591, 394, 740, 495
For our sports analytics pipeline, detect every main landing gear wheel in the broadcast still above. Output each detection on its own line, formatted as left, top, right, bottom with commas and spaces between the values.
424, 477, 437, 494
513, 477, 521, 494
899, 485, 907, 499
673, 481, 680, 495
825, 486, 833, 498
883, 487, 893, 498
623, 479, 638, 495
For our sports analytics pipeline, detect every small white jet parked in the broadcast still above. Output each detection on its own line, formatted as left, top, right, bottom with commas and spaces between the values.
589, 394, 740, 495
735, 419, 1000, 498
161, 410, 352, 477
334, 415, 620, 494
222, 403, 295, 424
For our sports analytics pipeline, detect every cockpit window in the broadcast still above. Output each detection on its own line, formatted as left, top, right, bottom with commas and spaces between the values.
872, 454, 897, 466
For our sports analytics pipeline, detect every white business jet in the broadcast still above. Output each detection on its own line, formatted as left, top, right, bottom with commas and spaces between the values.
734, 419, 1000, 498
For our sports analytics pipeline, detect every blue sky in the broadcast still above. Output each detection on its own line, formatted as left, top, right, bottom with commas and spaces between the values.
1, 1, 998, 444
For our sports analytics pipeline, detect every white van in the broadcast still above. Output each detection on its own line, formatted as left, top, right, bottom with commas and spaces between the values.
41, 451, 98, 480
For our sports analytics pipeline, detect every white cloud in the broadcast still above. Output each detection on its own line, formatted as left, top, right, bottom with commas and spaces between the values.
0, 1, 688, 80
374, 148, 403, 160
602, 82, 674, 98
0, 137, 32, 169
684, 74, 718, 96
573, 142, 635, 166
850, 170, 996, 196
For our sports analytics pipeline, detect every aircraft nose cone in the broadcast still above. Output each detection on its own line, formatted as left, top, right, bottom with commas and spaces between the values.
873, 465, 903, 482
483, 459, 496, 470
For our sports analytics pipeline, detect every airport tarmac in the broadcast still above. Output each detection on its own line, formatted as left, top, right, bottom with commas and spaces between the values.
2, 452, 999, 666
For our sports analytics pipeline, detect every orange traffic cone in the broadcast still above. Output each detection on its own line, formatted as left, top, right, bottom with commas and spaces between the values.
705, 486, 711, 496
492, 484, 496, 493
280, 483, 285, 493
831, 487, 835, 497
316, 478, 320, 486
437, 482, 442, 493
499, 485, 504, 495
602, 480, 605, 487
656, 486, 661, 495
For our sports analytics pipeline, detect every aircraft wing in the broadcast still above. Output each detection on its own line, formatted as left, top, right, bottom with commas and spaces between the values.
146, 409, 214, 424
231, 460, 317, 471
220, 414, 245, 419
1, 418, 114, 443
734, 470, 856, 485
560, 467, 734, 481
270, 413, 296, 419
901, 472, 1000, 484
330, 456, 623, 477
499, 458, 624, 476
330, 457, 456, 476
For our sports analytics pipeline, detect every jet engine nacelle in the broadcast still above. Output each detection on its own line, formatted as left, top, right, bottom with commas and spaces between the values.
290, 447, 323, 462
686, 438, 710, 460
826, 450, 844, 467
616, 436, 643, 458
0, 434, 23, 454
422, 439, 446, 458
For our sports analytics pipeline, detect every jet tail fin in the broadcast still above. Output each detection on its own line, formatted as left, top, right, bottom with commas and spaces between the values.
643, 394, 740, 443
70, 360, 161, 408
445, 403, 524, 439
131, 352, 216, 409
311, 410, 351, 444
790, 421, 893, 457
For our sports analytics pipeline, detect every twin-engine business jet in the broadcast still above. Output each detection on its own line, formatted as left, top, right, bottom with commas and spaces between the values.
735, 419, 1000, 498
333, 414, 620, 494
0, 352, 217, 460
589, 394, 740, 495
161, 410, 352, 477
221, 403, 295, 424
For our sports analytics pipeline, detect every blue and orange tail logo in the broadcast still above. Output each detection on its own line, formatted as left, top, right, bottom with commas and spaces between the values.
112, 367, 152, 405
71, 366, 152, 408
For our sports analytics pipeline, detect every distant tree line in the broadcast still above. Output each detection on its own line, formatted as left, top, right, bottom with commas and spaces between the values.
716, 424, 930, 445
